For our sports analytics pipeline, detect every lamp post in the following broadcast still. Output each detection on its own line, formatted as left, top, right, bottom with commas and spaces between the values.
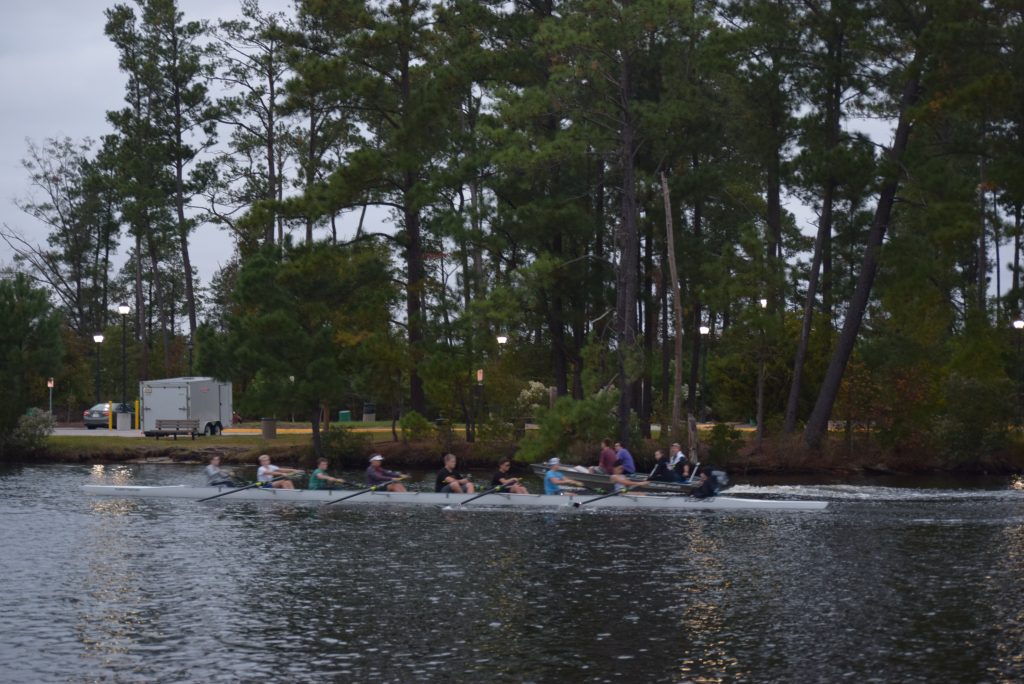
1015, 319, 1024, 426
187, 338, 194, 377
92, 333, 104, 403
755, 298, 768, 446
117, 304, 130, 416
699, 325, 710, 421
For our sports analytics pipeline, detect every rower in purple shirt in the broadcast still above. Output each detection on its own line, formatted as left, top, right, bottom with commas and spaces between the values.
613, 441, 636, 475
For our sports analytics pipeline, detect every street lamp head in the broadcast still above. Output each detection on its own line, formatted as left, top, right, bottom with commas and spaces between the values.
117, 304, 130, 316
1014, 319, 1024, 330
699, 325, 710, 336
93, 333, 105, 344
758, 298, 768, 309
496, 335, 508, 345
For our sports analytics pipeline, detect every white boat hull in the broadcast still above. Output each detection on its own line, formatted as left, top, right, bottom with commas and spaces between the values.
82, 485, 828, 512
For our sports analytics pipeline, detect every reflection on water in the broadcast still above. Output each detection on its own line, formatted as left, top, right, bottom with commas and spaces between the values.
1, 464, 1024, 682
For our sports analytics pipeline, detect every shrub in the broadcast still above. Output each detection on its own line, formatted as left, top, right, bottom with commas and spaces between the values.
399, 410, 435, 442
514, 391, 617, 464
11, 410, 56, 450
934, 373, 1013, 467
320, 425, 372, 465
707, 423, 743, 464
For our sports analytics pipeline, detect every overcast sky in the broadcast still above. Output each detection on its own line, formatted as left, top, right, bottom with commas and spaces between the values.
0, 0, 295, 286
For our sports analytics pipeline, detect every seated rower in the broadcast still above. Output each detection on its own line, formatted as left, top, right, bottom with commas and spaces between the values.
648, 449, 679, 482
609, 460, 645, 495
590, 438, 618, 474
205, 455, 238, 487
256, 453, 303, 489
366, 454, 408, 492
690, 468, 719, 499
435, 453, 475, 493
491, 458, 528, 494
308, 457, 346, 490
669, 442, 691, 480
543, 457, 583, 495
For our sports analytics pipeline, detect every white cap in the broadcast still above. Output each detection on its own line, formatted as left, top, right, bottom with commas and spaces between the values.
546, 457, 560, 466
369, 454, 383, 462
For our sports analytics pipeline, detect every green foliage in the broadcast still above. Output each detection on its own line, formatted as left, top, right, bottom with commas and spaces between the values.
0, 274, 64, 442
11, 411, 56, 451
202, 241, 396, 424
934, 373, 1013, 466
707, 423, 744, 464
514, 392, 618, 464
320, 425, 372, 464
398, 411, 435, 443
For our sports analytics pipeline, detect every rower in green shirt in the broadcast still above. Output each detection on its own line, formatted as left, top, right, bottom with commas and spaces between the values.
308, 457, 346, 490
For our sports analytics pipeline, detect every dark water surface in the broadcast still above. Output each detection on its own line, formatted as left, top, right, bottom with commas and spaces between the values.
1, 464, 1022, 683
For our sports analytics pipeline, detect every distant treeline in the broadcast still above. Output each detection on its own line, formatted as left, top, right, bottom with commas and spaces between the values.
3, 0, 1024, 463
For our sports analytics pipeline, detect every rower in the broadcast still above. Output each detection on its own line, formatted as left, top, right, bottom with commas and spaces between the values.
590, 438, 618, 474
491, 458, 528, 494
435, 453, 475, 493
690, 467, 719, 499
668, 442, 690, 480
648, 449, 678, 482
308, 457, 346, 490
366, 454, 408, 492
609, 460, 645, 495
205, 454, 238, 487
256, 453, 303, 489
614, 441, 636, 474
543, 457, 583, 495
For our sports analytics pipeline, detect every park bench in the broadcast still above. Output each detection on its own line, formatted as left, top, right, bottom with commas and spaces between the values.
153, 418, 200, 440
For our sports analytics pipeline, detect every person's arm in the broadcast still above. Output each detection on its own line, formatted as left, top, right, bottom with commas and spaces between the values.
555, 473, 583, 487
315, 471, 344, 484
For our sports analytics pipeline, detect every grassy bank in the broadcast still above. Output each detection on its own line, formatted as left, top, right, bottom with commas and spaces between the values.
9, 422, 1024, 476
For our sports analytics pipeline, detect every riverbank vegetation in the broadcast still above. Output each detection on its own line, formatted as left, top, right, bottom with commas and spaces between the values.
4, 1, 1024, 471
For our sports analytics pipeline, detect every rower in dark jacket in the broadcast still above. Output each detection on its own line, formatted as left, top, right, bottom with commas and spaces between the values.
690, 468, 719, 499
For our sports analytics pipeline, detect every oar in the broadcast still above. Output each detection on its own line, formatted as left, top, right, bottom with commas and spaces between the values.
459, 483, 507, 506
198, 476, 287, 502
320, 478, 400, 507
573, 486, 633, 508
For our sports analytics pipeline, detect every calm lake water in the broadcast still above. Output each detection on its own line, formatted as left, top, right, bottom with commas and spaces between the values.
1, 463, 1022, 683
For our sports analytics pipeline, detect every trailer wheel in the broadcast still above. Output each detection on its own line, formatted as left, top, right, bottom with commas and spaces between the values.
204, 423, 215, 436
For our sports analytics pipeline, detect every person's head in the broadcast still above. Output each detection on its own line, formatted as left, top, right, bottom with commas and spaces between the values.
317, 458, 329, 469
444, 453, 457, 468
498, 458, 512, 473
546, 456, 561, 470
602, 438, 613, 448
670, 442, 681, 454
258, 454, 271, 466
210, 455, 221, 466
614, 441, 623, 451
654, 449, 664, 461
370, 454, 384, 467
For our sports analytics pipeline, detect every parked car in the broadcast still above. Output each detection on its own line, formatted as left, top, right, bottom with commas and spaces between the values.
82, 403, 135, 429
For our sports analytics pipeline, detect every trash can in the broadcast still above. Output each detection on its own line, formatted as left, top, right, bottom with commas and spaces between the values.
338, 410, 351, 422
362, 402, 376, 422
116, 411, 132, 431
261, 417, 277, 439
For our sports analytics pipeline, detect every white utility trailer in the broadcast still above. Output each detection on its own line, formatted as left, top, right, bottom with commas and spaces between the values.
139, 377, 233, 437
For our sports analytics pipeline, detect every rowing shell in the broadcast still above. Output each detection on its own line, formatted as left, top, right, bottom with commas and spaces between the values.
82, 485, 828, 512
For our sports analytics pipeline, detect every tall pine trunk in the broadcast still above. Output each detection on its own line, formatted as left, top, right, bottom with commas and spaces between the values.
804, 61, 923, 449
